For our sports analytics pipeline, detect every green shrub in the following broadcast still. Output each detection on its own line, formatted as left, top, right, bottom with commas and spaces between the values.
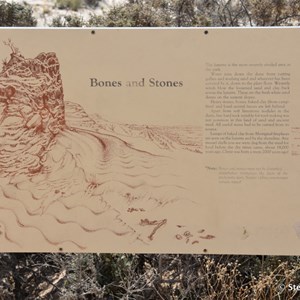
89, 2, 174, 27
56, 0, 82, 11
84, 0, 100, 8
51, 15, 86, 27
0, 1, 36, 26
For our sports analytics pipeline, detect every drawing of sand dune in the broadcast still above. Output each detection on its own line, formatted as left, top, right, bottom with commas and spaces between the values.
65, 101, 202, 154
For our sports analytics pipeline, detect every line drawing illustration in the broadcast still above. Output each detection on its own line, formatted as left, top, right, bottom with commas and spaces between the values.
0, 42, 213, 252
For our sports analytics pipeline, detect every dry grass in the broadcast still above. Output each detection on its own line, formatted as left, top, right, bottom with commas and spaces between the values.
2, 254, 300, 299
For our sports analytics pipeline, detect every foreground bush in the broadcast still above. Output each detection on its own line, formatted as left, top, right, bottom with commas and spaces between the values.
1, 253, 300, 299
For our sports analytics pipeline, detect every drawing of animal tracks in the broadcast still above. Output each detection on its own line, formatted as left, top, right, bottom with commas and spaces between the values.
0, 42, 213, 252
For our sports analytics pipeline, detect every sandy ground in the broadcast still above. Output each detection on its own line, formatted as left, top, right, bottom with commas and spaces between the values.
8, 0, 126, 26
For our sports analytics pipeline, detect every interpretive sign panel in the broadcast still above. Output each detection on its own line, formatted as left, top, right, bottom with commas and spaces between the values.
0, 28, 299, 254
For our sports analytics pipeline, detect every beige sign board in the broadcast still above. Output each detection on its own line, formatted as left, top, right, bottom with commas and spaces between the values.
0, 28, 299, 254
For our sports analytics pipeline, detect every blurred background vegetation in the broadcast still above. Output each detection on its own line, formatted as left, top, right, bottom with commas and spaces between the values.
1, 0, 300, 299
1, 0, 300, 27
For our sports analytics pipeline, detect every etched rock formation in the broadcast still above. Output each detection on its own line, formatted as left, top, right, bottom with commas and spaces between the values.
0, 42, 65, 176
0, 42, 65, 133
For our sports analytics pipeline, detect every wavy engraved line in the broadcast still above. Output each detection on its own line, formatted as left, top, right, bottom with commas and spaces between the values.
46, 200, 108, 216
49, 151, 66, 164
61, 128, 168, 167
0, 129, 26, 139
23, 177, 71, 192
95, 162, 165, 170
1, 140, 37, 151
0, 120, 22, 128
0, 153, 35, 165
113, 156, 159, 165
0, 123, 23, 129
44, 193, 113, 217
104, 158, 153, 166
106, 151, 167, 162
1, 187, 45, 215
112, 210, 143, 235
58, 151, 91, 181
29, 186, 93, 207
14, 183, 66, 202
62, 130, 105, 156
0, 142, 21, 148
0, 206, 86, 250
116, 154, 135, 159
119, 164, 157, 170
47, 213, 134, 237
0, 221, 22, 248
89, 171, 179, 178
96, 180, 186, 190
113, 157, 169, 167
112, 212, 150, 244
1, 157, 38, 168
64, 148, 162, 167
55, 155, 166, 172
62, 127, 107, 151
69, 126, 171, 159
0, 136, 47, 151
26, 190, 47, 201
63, 203, 107, 216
